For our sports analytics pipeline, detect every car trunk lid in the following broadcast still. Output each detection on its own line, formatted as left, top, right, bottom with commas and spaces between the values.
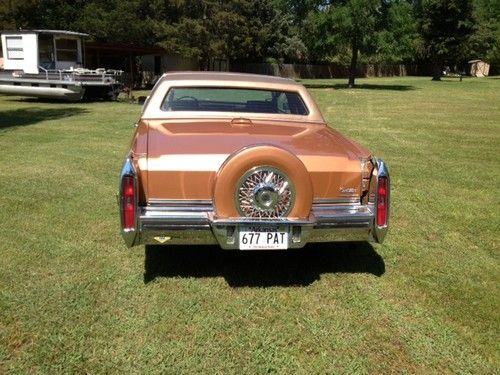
145, 119, 370, 202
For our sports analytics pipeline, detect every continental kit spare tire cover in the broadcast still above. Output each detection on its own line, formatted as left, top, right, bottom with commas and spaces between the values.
213, 145, 313, 218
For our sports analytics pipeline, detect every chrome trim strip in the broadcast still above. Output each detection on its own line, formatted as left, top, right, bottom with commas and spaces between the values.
142, 224, 211, 231
210, 217, 315, 226
145, 205, 214, 213
312, 197, 360, 204
314, 206, 373, 216
312, 203, 374, 230
314, 221, 371, 229
140, 207, 210, 227
148, 198, 213, 206
147, 199, 214, 213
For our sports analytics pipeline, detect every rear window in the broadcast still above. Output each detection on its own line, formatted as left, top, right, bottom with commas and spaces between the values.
161, 87, 309, 115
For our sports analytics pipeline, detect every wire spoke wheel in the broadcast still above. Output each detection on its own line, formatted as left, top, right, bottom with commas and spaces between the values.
236, 166, 295, 218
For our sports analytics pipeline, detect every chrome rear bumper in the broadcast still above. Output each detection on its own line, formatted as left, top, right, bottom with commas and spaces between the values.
122, 201, 387, 249
119, 157, 390, 249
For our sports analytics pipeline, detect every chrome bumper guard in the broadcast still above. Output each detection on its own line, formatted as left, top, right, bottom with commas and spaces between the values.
124, 201, 385, 249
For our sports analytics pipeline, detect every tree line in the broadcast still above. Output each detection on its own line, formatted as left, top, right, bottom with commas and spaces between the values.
1, 0, 498, 85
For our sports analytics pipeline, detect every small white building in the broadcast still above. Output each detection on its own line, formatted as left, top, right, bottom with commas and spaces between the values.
468, 60, 490, 77
1, 29, 87, 74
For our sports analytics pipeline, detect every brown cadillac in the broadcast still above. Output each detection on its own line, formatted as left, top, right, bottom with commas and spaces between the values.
119, 72, 390, 250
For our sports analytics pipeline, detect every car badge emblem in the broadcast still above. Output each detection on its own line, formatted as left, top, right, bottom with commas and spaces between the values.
154, 236, 171, 244
339, 187, 357, 194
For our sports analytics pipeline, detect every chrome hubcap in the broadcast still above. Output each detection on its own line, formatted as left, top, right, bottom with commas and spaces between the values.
254, 185, 279, 209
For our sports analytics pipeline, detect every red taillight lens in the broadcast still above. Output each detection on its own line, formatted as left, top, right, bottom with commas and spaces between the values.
121, 176, 136, 230
377, 176, 388, 226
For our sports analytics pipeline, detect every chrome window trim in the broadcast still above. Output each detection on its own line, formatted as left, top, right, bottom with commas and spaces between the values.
160, 86, 310, 116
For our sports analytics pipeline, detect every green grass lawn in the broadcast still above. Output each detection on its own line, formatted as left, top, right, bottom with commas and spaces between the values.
0, 76, 499, 374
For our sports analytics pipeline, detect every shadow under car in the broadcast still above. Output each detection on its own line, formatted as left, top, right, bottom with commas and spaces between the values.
144, 241, 385, 287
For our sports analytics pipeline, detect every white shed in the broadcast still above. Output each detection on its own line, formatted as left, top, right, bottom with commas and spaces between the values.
468, 60, 490, 77
1, 29, 87, 74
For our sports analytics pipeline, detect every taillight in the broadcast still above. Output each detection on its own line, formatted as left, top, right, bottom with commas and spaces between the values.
377, 176, 388, 226
121, 176, 136, 230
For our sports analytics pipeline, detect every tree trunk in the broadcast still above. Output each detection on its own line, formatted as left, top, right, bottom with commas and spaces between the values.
348, 36, 358, 88
432, 63, 442, 81
200, 53, 210, 71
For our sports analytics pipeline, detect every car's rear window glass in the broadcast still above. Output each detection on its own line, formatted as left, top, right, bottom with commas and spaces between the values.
161, 87, 309, 115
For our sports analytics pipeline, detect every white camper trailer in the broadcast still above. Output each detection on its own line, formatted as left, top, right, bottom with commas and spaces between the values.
0, 29, 122, 101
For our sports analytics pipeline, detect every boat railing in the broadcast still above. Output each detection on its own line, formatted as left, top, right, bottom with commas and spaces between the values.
30, 67, 124, 83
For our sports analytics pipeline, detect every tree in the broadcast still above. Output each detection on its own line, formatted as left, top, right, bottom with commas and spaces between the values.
0, 0, 159, 45
306, 0, 380, 87
3, 0, 495, 79
372, 0, 421, 64
0, 0, 82, 30
418, 0, 475, 80
470, 0, 500, 65
267, 1, 309, 62
154, 0, 276, 69
306, 0, 417, 87
72, 0, 157, 45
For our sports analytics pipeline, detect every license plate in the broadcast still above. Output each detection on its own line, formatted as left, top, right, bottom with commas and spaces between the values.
239, 226, 288, 250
